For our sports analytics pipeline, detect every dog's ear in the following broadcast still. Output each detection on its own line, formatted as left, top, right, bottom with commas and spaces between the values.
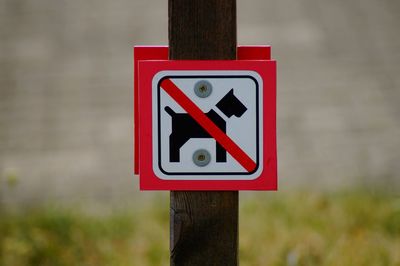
216, 88, 247, 118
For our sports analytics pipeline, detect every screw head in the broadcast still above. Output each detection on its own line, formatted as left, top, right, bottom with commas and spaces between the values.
194, 80, 212, 98
192, 149, 211, 167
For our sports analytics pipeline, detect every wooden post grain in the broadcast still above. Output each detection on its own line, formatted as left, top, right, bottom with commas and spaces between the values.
169, 0, 238, 265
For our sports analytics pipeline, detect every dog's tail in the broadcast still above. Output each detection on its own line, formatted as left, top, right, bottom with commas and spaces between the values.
164, 106, 176, 116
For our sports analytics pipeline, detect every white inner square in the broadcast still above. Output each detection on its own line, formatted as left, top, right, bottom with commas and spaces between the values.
152, 71, 263, 180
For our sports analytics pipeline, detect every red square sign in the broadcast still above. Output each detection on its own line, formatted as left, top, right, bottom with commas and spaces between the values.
134, 46, 277, 190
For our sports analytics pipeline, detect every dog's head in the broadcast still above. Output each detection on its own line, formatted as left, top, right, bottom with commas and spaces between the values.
216, 89, 247, 118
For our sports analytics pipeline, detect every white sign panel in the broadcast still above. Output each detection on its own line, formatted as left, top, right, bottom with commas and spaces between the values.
152, 71, 263, 180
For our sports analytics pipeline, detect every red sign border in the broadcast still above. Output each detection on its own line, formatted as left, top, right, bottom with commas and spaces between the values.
134, 46, 168, 174
134, 46, 277, 190
133, 46, 271, 175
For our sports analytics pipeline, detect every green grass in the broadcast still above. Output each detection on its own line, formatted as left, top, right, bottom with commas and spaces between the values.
0, 190, 399, 266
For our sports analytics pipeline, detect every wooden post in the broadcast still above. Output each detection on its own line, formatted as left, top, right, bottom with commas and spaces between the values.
169, 0, 238, 265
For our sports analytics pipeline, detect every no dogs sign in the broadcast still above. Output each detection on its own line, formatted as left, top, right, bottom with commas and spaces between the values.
134, 46, 277, 190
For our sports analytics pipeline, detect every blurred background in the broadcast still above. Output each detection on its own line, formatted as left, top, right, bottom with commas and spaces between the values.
0, 0, 399, 265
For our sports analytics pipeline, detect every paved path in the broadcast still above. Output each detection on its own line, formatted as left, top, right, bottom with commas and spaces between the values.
0, 0, 399, 205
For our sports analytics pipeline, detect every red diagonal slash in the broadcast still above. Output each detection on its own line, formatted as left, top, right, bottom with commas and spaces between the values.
160, 78, 257, 173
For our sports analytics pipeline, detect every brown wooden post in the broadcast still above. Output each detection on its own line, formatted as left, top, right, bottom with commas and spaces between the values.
169, 0, 238, 265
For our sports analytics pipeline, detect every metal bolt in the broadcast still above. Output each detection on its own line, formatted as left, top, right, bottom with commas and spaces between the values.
194, 80, 212, 98
192, 149, 211, 167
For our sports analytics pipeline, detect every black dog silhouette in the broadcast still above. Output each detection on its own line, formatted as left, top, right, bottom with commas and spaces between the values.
165, 89, 247, 163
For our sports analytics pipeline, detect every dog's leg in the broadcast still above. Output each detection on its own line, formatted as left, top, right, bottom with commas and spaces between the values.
216, 142, 227, 162
216, 124, 227, 162
169, 134, 180, 162
170, 134, 190, 162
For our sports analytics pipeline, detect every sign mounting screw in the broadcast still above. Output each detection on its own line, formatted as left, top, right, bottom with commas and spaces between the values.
193, 149, 211, 167
194, 80, 212, 98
